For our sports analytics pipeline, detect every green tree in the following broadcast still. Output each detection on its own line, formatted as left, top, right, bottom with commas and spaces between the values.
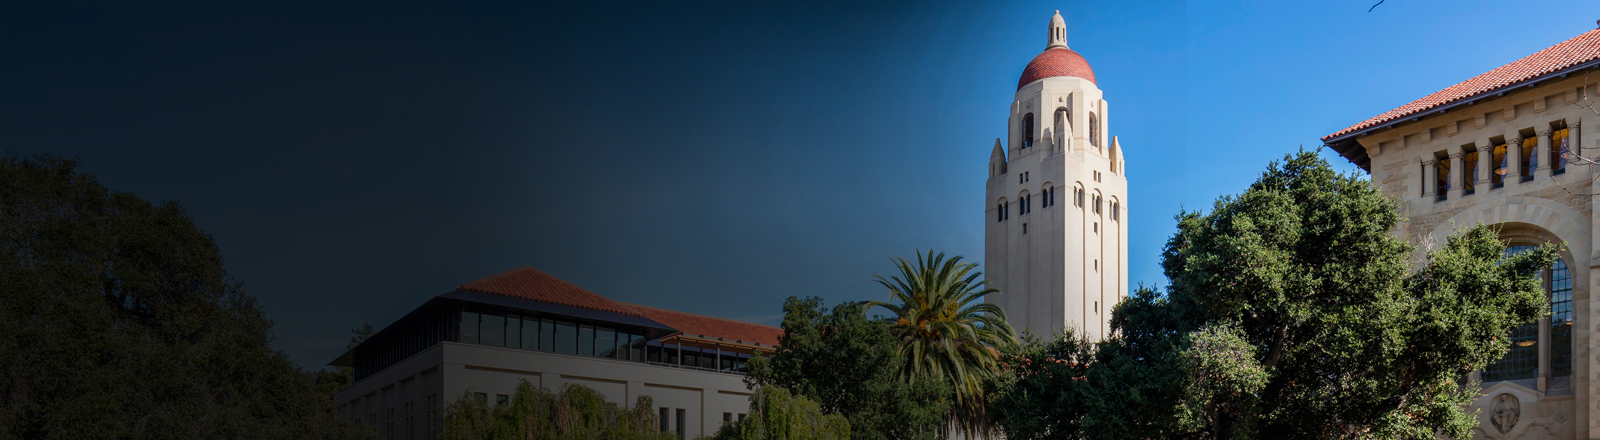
706, 385, 850, 440
0, 154, 363, 439
441, 381, 670, 440
745, 297, 950, 440
987, 330, 1095, 440
1085, 151, 1555, 439
866, 250, 1017, 438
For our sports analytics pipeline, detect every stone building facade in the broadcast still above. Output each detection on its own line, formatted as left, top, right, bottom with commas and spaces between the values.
1322, 26, 1600, 440
986, 11, 1128, 341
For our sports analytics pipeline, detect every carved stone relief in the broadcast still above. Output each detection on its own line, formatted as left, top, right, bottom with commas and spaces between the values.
1490, 393, 1520, 434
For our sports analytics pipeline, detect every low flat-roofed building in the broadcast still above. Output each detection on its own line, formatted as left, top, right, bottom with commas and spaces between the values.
329, 266, 781, 440
1322, 24, 1599, 440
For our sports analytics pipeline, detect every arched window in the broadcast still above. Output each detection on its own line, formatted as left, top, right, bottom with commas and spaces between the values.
1089, 113, 1099, 148
1021, 113, 1035, 149
1053, 107, 1070, 149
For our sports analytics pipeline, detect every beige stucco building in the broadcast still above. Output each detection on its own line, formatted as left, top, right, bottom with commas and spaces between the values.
329, 266, 781, 440
986, 11, 1128, 341
1321, 25, 1600, 440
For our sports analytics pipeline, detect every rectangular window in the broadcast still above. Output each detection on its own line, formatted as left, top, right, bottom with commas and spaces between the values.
540, 319, 555, 352
474, 393, 487, 405
723, 412, 732, 424
1521, 137, 1538, 182
738, 413, 746, 422
1462, 149, 1477, 195
648, 345, 662, 363
676, 409, 687, 440
460, 311, 479, 344
579, 325, 594, 357
660, 407, 670, 433
1435, 157, 1450, 201
481, 313, 505, 347
506, 314, 521, 348
682, 351, 697, 367
555, 321, 577, 355
522, 317, 539, 350
1551, 259, 1573, 377
1551, 127, 1569, 175
496, 395, 508, 405
631, 334, 646, 361
596, 328, 617, 358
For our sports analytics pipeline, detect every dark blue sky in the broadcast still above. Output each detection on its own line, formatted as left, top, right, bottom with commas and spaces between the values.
5, 0, 1594, 370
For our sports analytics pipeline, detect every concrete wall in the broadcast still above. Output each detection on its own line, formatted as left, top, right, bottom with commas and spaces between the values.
333, 342, 754, 439
1353, 75, 1596, 440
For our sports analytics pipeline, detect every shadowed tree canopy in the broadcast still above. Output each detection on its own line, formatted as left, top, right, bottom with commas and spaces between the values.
0, 154, 359, 439
745, 297, 950, 440
1004, 151, 1555, 439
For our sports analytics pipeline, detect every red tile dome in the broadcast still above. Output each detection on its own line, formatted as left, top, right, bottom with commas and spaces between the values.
1017, 47, 1095, 90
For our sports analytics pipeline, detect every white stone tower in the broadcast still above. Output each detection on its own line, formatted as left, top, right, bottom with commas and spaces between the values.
985, 11, 1128, 341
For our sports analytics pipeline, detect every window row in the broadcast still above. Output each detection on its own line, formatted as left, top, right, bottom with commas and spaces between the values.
353, 313, 451, 382
1426, 122, 1572, 202
460, 310, 649, 361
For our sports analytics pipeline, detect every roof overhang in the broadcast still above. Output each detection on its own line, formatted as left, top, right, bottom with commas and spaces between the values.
1321, 59, 1600, 173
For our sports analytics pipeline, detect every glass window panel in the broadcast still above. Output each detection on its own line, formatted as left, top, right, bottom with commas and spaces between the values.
1551, 128, 1569, 172
702, 352, 716, 369
1462, 151, 1477, 193
1521, 137, 1539, 180
1435, 158, 1450, 198
1551, 258, 1573, 377
596, 328, 616, 359
540, 319, 555, 352
681, 351, 695, 367
579, 325, 594, 357
522, 317, 538, 350
631, 334, 645, 362
481, 314, 505, 347
1492, 144, 1507, 185
1485, 246, 1541, 382
647, 345, 661, 363
460, 311, 479, 344
505, 315, 520, 349
555, 321, 577, 355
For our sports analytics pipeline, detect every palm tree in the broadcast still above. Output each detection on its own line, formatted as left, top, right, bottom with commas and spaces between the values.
866, 250, 1017, 439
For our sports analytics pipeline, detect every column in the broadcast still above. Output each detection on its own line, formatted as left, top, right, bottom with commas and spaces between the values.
1507, 135, 1523, 182
1539, 314, 1551, 391
1536, 128, 1553, 180
1449, 152, 1465, 199
1421, 159, 1437, 199
1476, 143, 1492, 190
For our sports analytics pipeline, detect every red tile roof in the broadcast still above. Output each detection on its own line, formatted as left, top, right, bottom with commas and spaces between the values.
458, 266, 782, 346
1324, 28, 1600, 140
459, 266, 643, 317
1018, 47, 1096, 90
632, 304, 783, 347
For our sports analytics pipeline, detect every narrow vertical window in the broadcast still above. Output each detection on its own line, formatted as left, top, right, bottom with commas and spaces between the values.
1089, 113, 1099, 147
1551, 126, 1569, 175
1021, 113, 1035, 149
1492, 143, 1507, 187
460, 311, 479, 344
1520, 137, 1538, 182
1484, 246, 1541, 381
676, 409, 687, 440
660, 408, 670, 433
1462, 149, 1478, 195
1054, 107, 1068, 149
1434, 157, 1450, 202
1551, 258, 1572, 376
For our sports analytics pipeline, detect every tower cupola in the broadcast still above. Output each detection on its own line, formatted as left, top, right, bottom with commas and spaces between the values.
1048, 10, 1068, 49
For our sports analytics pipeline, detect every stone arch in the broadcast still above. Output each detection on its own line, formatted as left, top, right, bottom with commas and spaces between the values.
1422, 196, 1587, 264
